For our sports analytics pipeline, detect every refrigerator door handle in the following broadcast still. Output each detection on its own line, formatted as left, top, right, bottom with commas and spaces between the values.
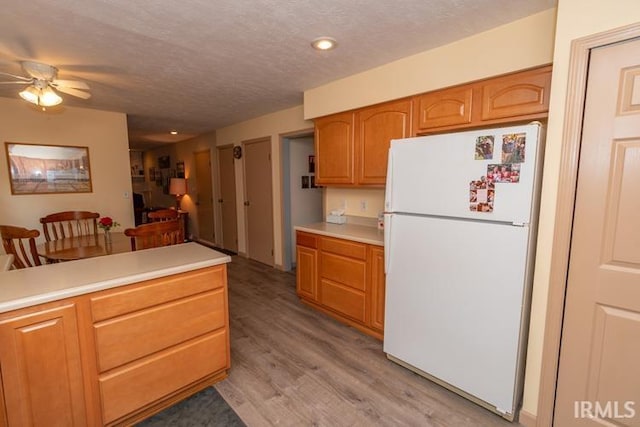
384, 213, 392, 274
384, 149, 394, 211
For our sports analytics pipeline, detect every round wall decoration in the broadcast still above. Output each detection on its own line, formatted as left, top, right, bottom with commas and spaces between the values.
233, 146, 242, 159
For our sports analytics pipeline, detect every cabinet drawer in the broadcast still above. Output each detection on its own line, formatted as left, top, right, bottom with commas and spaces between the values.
296, 231, 318, 249
320, 252, 366, 291
99, 330, 228, 425
321, 237, 366, 260
94, 289, 226, 372
320, 279, 366, 323
91, 266, 225, 321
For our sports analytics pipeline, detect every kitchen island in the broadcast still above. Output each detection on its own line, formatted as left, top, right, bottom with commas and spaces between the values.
0, 242, 231, 426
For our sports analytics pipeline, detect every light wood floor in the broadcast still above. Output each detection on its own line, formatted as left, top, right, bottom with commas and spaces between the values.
215, 256, 524, 427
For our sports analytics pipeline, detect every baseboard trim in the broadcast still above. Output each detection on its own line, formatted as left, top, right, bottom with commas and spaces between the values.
519, 408, 537, 427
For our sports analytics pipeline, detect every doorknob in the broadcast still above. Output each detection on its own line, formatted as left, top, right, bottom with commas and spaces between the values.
244, 201, 250, 206
218, 198, 223, 203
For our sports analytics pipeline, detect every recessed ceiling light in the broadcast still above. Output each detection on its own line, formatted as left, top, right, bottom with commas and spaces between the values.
170, 130, 178, 135
311, 37, 337, 51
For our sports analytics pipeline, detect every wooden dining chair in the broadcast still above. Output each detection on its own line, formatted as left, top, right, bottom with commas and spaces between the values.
40, 211, 100, 242
0, 225, 43, 269
147, 209, 179, 222
124, 220, 184, 251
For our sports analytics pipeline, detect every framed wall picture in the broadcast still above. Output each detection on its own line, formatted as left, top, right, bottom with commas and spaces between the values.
129, 150, 145, 178
308, 155, 315, 173
176, 161, 185, 178
158, 155, 170, 169
5, 142, 93, 195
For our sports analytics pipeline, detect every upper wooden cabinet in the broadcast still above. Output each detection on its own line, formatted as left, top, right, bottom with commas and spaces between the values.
355, 99, 412, 185
314, 111, 355, 185
480, 65, 552, 121
413, 86, 473, 130
414, 65, 552, 134
314, 65, 552, 186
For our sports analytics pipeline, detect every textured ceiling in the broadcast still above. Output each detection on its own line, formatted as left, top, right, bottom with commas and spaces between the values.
0, 0, 555, 150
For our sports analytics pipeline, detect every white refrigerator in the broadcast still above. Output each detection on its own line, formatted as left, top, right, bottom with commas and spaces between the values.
383, 123, 543, 421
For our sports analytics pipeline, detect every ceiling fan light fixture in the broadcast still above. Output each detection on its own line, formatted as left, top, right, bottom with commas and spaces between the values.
19, 86, 40, 104
311, 37, 337, 51
39, 86, 62, 107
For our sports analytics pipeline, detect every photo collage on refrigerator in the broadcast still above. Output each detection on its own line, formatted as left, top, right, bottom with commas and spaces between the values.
470, 133, 527, 213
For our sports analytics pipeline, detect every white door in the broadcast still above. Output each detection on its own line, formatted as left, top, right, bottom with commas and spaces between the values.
554, 38, 640, 426
217, 145, 238, 253
243, 139, 274, 266
194, 150, 214, 243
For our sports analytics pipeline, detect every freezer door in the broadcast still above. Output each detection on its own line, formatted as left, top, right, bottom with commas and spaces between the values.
383, 213, 531, 415
384, 123, 541, 224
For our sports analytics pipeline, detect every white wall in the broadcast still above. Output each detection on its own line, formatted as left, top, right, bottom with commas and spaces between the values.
0, 98, 131, 249
215, 105, 313, 268
521, 0, 640, 416
289, 137, 322, 263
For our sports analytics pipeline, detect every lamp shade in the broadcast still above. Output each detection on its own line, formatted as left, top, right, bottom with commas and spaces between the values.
169, 178, 187, 196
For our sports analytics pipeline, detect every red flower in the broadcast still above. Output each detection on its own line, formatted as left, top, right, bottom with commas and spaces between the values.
98, 217, 120, 231
99, 217, 113, 227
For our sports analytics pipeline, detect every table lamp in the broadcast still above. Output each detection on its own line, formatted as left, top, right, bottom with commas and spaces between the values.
169, 178, 187, 210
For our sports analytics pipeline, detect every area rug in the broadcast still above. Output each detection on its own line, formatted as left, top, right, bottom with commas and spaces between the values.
136, 387, 246, 427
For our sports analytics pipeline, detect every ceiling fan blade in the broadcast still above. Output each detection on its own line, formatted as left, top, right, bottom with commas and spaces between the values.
0, 81, 30, 85
51, 79, 90, 90
55, 85, 91, 99
0, 70, 31, 81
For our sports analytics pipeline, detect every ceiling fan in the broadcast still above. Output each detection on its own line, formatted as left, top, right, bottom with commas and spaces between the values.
0, 61, 91, 108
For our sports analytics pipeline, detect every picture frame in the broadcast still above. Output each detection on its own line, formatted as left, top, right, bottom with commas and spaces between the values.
158, 155, 170, 169
129, 150, 145, 177
5, 142, 93, 195
176, 161, 185, 178
308, 155, 315, 173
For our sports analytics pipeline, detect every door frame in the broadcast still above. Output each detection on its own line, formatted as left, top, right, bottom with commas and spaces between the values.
536, 22, 640, 426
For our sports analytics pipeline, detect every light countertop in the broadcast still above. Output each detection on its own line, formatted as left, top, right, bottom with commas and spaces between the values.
295, 222, 384, 246
0, 242, 231, 314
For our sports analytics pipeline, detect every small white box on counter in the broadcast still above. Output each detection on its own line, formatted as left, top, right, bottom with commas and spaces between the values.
326, 214, 347, 224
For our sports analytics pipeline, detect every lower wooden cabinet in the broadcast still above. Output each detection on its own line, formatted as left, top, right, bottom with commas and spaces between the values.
296, 231, 385, 339
0, 265, 230, 426
0, 302, 87, 426
296, 232, 318, 301
369, 246, 386, 333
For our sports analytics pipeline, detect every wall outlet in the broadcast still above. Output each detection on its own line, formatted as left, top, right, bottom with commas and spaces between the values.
360, 200, 367, 212
340, 199, 347, 210
123, 192, 129, 199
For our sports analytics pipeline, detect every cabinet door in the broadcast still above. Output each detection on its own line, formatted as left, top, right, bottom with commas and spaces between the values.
296, 245, 318, 301
314, 111, 355, 185
355, 99, 412, 185
480, 65, 552, 121
0, 303, 87, 426
413, 85, 473, 131
369, 246, 385, 333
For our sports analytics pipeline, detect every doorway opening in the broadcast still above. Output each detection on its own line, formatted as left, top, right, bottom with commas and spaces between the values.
281, 132, 323, 271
